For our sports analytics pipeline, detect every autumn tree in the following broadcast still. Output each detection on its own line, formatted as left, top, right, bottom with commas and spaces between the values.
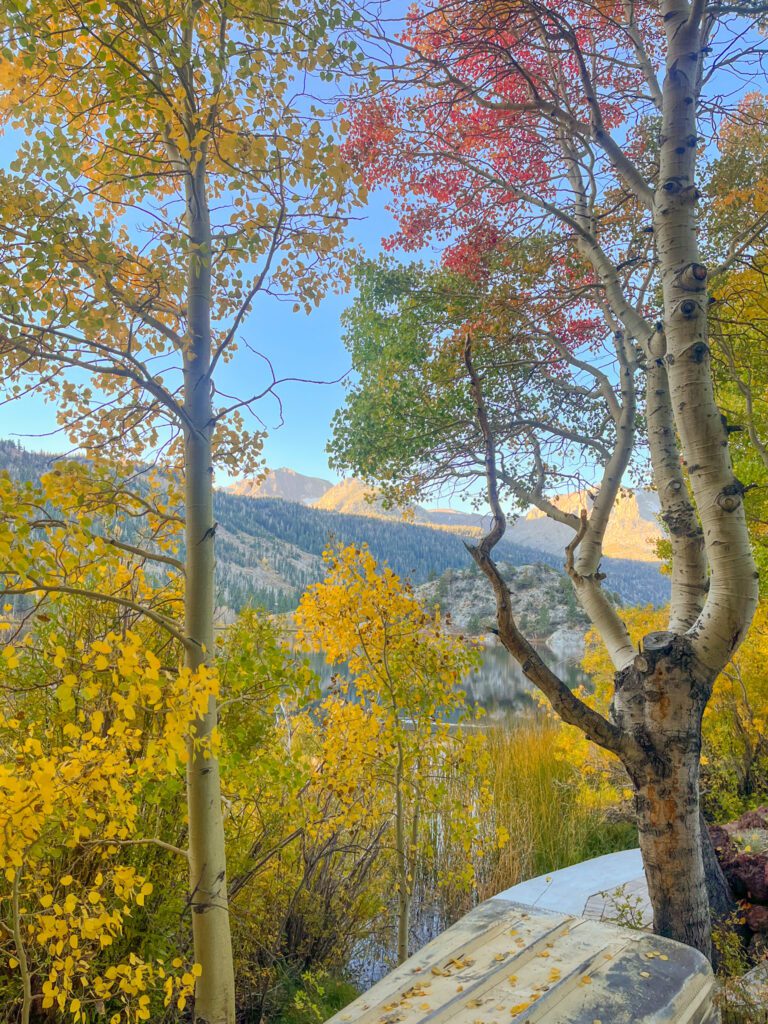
331, 0, 768, 957
0, 3, 361, 1020
579, 603, 768, 823
0, 528, 393, 1022
295, 545, 492, 964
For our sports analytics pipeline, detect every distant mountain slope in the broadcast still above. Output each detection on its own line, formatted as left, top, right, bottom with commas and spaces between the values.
214, 493, 670, 609
228, 471, 662, 556
508, 489, 662, 562
313, 476, 490, 531
226, 467, 332, 504
312, 479, 664, 557
311, 477, 378, 515
0, 440, 671, 613
214, 492, 520, 591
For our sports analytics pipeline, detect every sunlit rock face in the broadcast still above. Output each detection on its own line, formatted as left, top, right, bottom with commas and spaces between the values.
227, 467, 333, 505
509, 489, 663, 563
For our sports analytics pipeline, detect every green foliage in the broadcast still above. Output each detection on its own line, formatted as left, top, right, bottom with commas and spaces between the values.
713, 913, 753, 979
600, 884, 647, 930
274, 970, 358, 1024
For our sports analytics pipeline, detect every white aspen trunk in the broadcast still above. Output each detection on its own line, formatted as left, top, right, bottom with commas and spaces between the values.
560, 143, 637, 671
645, 359, 708, 631
655, 3, 758, 668
569, 372, 637, 672
183, 160, 236, 1024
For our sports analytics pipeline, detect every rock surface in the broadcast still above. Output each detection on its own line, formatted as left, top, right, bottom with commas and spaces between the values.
416, 561, 589, 638
710, 807, 768, 967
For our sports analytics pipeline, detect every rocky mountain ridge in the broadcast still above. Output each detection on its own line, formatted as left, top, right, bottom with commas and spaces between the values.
229, 470, 663, 561
1, 440, 671, 614
511, 489, 663, 562
227, 467, 333, 505
312, 477, 490, 531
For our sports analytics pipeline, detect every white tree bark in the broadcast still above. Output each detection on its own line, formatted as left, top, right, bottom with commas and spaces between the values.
654, 1, 758, 669
646, 357, 708, 631
183, 158, 236, 1024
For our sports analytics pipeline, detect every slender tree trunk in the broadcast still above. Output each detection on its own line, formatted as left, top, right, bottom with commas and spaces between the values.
395, 743, 410, 964
614, 632, 714, 957
12, 869, 31, 1024
183, 161, 236, 1024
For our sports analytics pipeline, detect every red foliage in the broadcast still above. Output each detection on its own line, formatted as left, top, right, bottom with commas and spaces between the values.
345, 0, 655, 272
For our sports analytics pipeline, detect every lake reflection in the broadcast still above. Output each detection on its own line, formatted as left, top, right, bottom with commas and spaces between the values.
462, 640, 588, 716
308, 638, 588, 719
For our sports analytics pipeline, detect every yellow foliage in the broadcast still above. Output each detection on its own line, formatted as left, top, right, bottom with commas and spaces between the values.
295, 545, 500, 907
0, 624, 216, 1020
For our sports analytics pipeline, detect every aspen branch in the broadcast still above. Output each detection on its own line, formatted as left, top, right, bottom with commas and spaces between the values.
106, 538, 185, 573
646, 359, 709, 631
2, 581, 189, 647
463, 336, 636, 757
83, 837, 190, 860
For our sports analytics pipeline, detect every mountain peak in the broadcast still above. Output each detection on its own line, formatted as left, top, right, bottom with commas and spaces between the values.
313, 477, 385, 515
226, 467, 333, 505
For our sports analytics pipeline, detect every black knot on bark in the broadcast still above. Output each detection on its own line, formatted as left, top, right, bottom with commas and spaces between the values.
678, 262, 708, 291
679, 299, 699, 319
716, 479, 747, 512
663, 178, 682, 193
721, 413, 743, 435
690, 342, 709, 363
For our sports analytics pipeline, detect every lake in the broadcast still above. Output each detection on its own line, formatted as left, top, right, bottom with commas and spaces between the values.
309, 637, 588, 718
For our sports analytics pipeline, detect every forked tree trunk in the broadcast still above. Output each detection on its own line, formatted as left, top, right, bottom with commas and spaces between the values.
614, 632, 714, 957
183, 162, 236, 1024
619, 2, 757, 954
